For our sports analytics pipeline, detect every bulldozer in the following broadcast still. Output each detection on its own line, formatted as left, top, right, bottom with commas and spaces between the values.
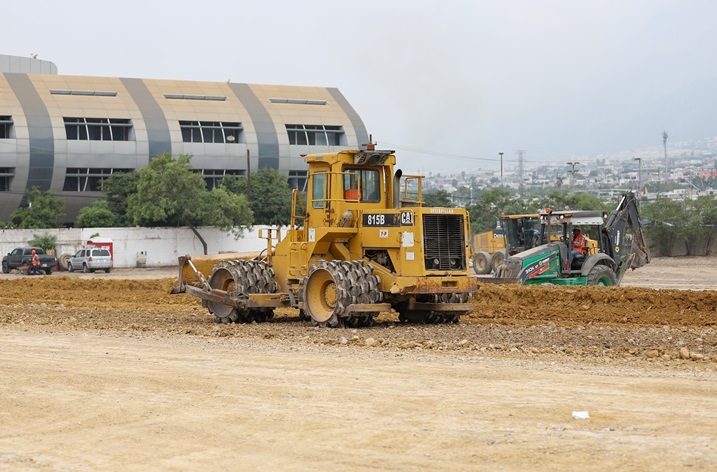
472, 213, 541, 274
173, 146, 478, 327
495, 192, 649, 286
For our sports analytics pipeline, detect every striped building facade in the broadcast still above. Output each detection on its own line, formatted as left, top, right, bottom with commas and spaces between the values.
0, 54, 368, 222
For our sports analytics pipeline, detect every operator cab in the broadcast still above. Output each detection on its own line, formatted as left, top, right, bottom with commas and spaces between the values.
539, 209, 607, 272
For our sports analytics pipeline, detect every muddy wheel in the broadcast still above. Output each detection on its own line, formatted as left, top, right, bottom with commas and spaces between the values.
206, 260, 279, 323
207, 263, 242, 323
304, 262, 343, 328
1, 262, 8, 274
395, 293, 470, 324
490, 252, 505, 273
302, 260, 381, 328
587, 265, 617, 287
472, 252, 491, 274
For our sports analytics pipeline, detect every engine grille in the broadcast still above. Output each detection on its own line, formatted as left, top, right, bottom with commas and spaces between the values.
422, 214, 466, 270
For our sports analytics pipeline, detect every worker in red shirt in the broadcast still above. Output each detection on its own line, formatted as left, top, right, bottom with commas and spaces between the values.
570, 228, 587, 266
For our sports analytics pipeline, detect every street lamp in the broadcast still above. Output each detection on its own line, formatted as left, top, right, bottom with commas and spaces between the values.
499, 152, 504, 187
566, 161, 580, 188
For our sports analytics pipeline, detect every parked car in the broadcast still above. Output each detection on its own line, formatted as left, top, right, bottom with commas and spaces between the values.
68, 247, 112, 273
2, 247, 57, 275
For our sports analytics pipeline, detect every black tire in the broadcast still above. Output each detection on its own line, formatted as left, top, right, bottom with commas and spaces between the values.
90, 269, 96, 273
472, 252, 491, 275
587, 265, 617, 286
45, 268, 52, 275
68, 262, 74, 273
1, 262, 9, 274
105, 268, 111, 273
490, 252, 505, 273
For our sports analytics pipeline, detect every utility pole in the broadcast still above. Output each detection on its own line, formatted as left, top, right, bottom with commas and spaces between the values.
566, 161, 580, 188
662, 130, 669, 185
498, 152, 504, 187
516, 150, 526, 197
633, 157, 642, 198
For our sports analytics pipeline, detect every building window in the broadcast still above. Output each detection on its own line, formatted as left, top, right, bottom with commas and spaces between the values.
179, 121, 243, 144
64, 117, 132, 141
0, 116, 13, 139
286, 124, 343, 146
0, 167, 14, 191
195, 169, 245, 190
288, 170, 307, 190
63, 168, 133, 192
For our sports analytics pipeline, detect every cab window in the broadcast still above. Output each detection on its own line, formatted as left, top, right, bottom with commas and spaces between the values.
312, 173, 326, 209
343, 169, 380, 202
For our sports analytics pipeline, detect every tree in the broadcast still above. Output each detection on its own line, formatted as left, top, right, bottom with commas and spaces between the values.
103, 171, 139, 225
467, 188, 533, 233
75, 200, 119, 228
221, 169, 292, 225
11, 187, 65, 228
423, 190, 453, 208
126, 154, 253, 232
539, 191, 607, 212
29, 233, 57, 252
641, 198, 683, 256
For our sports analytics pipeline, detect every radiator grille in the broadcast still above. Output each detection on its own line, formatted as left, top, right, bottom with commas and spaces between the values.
422, 214, 466, 270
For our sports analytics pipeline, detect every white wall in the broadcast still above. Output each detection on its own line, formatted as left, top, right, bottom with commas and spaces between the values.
0, 226, 281, 268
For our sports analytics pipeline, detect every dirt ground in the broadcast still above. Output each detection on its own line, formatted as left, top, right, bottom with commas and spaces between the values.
1, 256, 716, 470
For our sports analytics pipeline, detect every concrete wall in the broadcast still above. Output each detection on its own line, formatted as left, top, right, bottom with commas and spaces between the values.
0, 226, 282, 268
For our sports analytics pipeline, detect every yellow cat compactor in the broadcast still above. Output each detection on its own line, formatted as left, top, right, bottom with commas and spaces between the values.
173, 147, 478, 327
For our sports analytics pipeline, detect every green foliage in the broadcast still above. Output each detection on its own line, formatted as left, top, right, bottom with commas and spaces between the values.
103, 171, 139, 226
199, 187, 254, 238
11, 187, 65, 229
28, 233, 57, 252
75, 200, 119, 228
641, 195, 717, 256
538, 190, 608, 212
467, 188, 534, 232
126, 154, 253, 232
221, 170, 292, 226
423, 190, 454, 208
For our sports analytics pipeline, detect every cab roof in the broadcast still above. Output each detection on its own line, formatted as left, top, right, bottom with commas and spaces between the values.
304, 149, 396, 166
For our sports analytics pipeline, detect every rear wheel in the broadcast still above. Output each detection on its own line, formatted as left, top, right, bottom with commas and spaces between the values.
302, 260, 381, 328
105, 268, 111, 273
45, 268, 52, 275
490, 252, 504, 273
472, 252, 491, 274
2, 262, 9, 274
68, 262, 74, 273
396, 293, 470, 324
587, 265, 617, 286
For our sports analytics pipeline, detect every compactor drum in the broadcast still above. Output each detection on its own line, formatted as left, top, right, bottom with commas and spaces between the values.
173, 146, 478, 327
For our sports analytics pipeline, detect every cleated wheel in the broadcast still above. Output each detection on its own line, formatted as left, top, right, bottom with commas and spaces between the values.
396, 293, 471, 324
206, 260, 278, 323
302, 260, 381, 328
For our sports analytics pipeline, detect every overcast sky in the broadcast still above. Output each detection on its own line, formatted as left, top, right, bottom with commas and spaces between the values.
4, 0, 716, 172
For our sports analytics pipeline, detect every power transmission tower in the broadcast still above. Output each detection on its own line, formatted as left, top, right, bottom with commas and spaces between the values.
516, 150, 526, 196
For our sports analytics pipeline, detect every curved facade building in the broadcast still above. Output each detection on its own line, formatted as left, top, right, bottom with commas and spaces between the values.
0, 54, 368, 222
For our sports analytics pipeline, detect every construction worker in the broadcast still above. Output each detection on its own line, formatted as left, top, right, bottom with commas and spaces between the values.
570, 228, 587, 265
30, 249, 41, 275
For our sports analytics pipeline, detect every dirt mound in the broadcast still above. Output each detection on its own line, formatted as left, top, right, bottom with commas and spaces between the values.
0, 277, 715, 365
470, 285, 717, 326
